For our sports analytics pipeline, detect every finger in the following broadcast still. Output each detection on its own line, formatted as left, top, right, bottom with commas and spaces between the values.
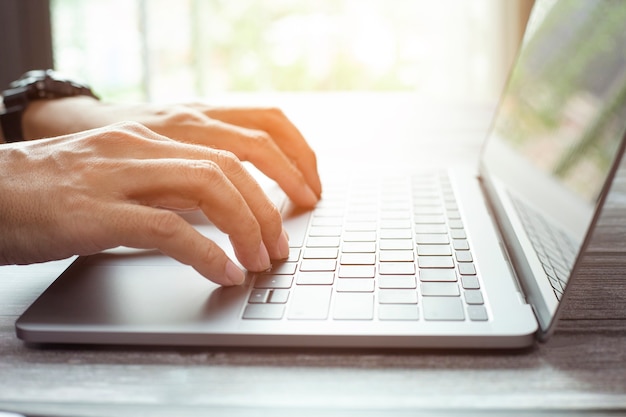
194, 105, 322, 197
112, 152, 287, 262
168, 118, 319, 208
118, 157, 273, 271
96, 203, 246, 286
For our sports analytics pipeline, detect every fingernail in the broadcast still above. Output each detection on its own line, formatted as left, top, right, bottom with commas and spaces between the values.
225, 260, 245, 285
277, 229, 290, 259
257, 242, 271, 270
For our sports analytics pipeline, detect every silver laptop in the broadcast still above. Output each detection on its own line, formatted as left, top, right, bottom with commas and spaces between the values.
16, 0, 626, 349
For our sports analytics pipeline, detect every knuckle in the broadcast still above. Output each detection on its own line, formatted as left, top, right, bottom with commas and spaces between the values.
212, 150, 245, 175
264, 106, 285, 120
116, 121, 151, 135
249, 130, 273, 148
156, 105, 203, 125
185, 159, 223, 187
261, 201, 282, 225
145, 210, 182, 240
99, 121, 153, 146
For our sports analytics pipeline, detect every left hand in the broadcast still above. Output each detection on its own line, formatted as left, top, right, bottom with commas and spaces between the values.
23, 97, 322, 208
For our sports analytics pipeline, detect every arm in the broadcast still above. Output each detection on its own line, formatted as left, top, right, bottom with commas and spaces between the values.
22, 97, 322, 207
0, 122, 290, 286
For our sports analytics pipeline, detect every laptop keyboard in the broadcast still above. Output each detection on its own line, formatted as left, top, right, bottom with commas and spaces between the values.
243, 173, 489, 322
510, 195, 577, 301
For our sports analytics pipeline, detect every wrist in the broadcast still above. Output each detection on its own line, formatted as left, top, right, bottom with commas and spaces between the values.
22, 95, 103, 140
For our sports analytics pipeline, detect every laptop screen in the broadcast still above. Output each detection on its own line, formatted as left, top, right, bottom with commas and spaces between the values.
483, 0, 626, 245
480, 0, 626, 331
492, 0, 626, 202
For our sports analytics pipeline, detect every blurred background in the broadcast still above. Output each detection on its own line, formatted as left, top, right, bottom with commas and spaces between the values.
1, 0, 533, 103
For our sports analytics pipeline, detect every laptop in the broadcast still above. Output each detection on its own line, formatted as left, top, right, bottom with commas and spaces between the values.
16, 0, 626, 349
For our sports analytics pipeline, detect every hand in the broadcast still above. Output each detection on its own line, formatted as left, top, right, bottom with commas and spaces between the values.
0, 122, 290, 286
23, 97, 322, 207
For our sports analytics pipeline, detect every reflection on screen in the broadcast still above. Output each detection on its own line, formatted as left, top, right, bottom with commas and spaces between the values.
494, 0, 626, 203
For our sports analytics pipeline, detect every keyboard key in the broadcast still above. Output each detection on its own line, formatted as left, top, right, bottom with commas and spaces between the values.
414, 215, 445, 224
268, 262, 298, 275
378, 275, 417, 289
422, 297, 465, 321
269, 289, 290, 304
313, 208, 344, 217
343, 231, 377, 242
461, 276, 480, 289
417, 244, 452, 256
455, 251, 473, 262
421, 282, 460, 296
287, 286, 332, 320
309, 226, 342, 237
378, 262, 416, 275
414, 224, 447, 234
336, 278, 375, 292
378, 289, 418, 304
380, 219, 411, 229
338, 265, 376, 278
380, 202, 410, 212
378, 304, 419, 320
333, 293, 374, 320
464, 290, 484, 305
311, 216, 343, 227
450, 229, 467, 239
414, 206, 443, 215
300, 259, 337, 272
296, 272, 335, 285
345, 212, 377, 222
458, 263, 477, 275
379, 239, 413, 250
248, 289, 270, 303
418, 256, 455, 269
415, 234, 449, 245
254, 275, 293, 289
380, 229, 412, 239
452, 239, 470, 250
467, 305, 489, 321
419, 269, 457, 282
379, 250, 414, 262
448, 219, 464, 229
243, 304, 285, 320
340, 252, 376, 265
380, 210, 411, 219
342, 242, 376, 253
306, 237, 340, 247
345, 221, 377, 231
303, 248, 338, 259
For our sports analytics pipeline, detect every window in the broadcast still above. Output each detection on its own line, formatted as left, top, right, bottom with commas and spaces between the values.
51, 0, 532, 102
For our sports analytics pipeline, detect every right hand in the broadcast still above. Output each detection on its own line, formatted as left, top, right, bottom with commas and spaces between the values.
0, 122, 289, 286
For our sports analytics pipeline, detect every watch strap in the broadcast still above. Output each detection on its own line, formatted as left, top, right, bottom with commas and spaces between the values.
0, 108, 25, 143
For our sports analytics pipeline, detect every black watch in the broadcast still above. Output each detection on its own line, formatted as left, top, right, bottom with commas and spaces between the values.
0, 69, 99, 142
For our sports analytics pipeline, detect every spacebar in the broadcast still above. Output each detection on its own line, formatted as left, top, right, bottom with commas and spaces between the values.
287, 286, 331, 320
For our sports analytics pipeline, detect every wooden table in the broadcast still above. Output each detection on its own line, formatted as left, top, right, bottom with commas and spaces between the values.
1, 94, 625, 417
